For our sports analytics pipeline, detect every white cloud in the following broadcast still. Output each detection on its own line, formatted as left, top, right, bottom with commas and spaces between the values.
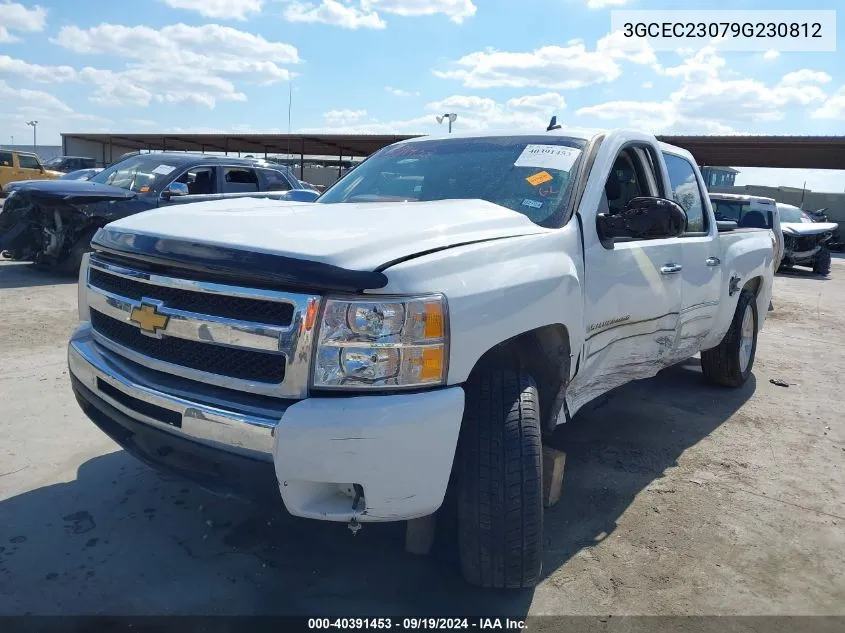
763, 50, 780, 60
811, 87, 845, 121
434, 44, 622, 90
506, 92, 566, 113
49, 23, 299, 108
323, 109, 368, 124
576, 48, 835, 133
0, 79, 71, 113
362, 0, 476, 23
0, 80, 112, 144
283, 1, 386, 29
642, 81, 653, 89
129, 118, 159, 127
0, 55, 76, 82
587, 0, 628, 7
385, 86, 419, 97
426, 93, 567, 130
0, 2, 47, 37
779, 69, 831, 88
434, 34, 656, 90
159, 0, 264, 20
597, 29, 659, 67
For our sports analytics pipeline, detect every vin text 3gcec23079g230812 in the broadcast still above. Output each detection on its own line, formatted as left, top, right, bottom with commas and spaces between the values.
66, 126, 775, 589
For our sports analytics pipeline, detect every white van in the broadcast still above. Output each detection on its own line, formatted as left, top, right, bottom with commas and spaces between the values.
709, 192, 784, 270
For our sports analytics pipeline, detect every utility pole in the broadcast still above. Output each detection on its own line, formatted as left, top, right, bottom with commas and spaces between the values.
26, 120, 38, 151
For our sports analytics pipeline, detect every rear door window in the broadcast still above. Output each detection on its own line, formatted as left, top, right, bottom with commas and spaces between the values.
18, 154, 42, 170
223, 167, 259, 193
0, 152, 13, 167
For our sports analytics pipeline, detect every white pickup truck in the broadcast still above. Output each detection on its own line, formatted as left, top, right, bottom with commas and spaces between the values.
68, 128, 775, 589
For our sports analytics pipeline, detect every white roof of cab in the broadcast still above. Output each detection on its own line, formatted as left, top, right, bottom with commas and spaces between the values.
709, 192, 777, 204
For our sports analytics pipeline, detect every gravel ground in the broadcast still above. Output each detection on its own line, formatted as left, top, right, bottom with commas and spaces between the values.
0, 257, 843, 617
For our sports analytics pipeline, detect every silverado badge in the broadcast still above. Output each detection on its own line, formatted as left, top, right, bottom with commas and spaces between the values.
130, 303, 169, 335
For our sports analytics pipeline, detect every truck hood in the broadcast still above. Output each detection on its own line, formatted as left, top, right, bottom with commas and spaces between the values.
782, 222, 839, 236
106, 197, 548, 271
4, 178, 137, 202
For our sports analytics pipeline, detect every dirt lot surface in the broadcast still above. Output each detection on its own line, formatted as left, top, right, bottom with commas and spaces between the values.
0, 257, 843, 617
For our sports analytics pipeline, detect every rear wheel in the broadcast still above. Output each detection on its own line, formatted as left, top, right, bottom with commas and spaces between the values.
456, 368, 543, 589
701, 289, 758, 388
813, 246, 831, 275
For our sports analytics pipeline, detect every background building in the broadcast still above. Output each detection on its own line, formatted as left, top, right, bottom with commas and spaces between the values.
701, 166, 739, 189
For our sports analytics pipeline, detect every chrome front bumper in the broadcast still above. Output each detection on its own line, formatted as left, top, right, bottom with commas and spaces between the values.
68, 323, 287, 461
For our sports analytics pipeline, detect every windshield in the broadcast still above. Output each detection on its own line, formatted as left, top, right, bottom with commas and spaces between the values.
318, 136, 586, 225
44, 157, 64, 168
778, 205, 812, 223
90, 156, 181, 193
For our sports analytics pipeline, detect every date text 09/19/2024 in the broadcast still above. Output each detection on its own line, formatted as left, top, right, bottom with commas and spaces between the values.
307, 618, 527, 630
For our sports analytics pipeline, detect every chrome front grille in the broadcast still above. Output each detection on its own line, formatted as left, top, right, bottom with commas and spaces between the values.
85, 255, 320, 399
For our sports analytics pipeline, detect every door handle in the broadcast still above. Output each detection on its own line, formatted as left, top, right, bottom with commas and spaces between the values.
705, 257, 721, 267
660, 263, 683, 275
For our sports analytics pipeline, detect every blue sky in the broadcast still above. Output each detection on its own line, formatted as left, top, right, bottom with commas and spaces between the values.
2, 0, 845, 190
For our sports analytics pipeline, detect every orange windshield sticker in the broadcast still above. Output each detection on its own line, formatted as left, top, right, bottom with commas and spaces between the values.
139, 186, 150, 193
526, 171, 553, 186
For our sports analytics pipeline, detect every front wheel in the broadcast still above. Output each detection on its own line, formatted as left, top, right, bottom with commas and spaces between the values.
813, 246, 831, 275
701, 289, 758, 388
456, 369, 543, 589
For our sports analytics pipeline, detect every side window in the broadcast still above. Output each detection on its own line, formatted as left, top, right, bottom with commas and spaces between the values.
0, 151, 13, 167
18, 154, 42, 170
175, 166, 217, 195
662, 153, 707, 233
222, 167, 259, 193
259, 169, 292, 191
603, 148, 655, 215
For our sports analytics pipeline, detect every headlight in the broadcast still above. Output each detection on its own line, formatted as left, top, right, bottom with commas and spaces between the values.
312, 295, 448, 390
77, 253, 91, 322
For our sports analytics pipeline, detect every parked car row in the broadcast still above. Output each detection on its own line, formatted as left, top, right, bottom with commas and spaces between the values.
0, 152, 320, 273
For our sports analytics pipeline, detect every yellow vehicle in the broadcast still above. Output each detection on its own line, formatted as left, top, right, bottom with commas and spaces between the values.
0, 149, 63, 194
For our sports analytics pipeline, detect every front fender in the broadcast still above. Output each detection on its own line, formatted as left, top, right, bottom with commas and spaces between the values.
373, 223, 585, 385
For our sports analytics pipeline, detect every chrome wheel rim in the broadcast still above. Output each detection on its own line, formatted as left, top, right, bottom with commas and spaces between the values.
739, 304, 754, 373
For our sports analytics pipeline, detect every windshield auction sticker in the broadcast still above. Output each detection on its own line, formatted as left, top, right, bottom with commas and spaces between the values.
515, 145, 581, 173
152, 164, 177, 176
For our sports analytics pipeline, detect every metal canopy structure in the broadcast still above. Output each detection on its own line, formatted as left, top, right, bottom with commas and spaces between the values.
61, 132, 420, 159
61, 132, 845, 170
657, 135, 845, 170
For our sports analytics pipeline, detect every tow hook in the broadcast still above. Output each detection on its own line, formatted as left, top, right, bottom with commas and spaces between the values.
348, 483, 365, 535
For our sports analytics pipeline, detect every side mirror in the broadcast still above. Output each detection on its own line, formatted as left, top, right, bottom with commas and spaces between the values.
162, 181, 189, 199
597, 196, 687, 242
717, 220, 738, 232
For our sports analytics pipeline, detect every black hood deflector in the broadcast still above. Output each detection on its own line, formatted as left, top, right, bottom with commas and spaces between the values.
91, 228, 389, 293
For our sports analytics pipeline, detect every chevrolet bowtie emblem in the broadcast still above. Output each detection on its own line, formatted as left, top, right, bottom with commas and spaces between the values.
130, 302, 169, 334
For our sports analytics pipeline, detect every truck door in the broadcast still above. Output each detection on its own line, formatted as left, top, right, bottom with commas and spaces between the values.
566, 140, 683, 415
17, 153, 45, 181
661, 150, 722, 361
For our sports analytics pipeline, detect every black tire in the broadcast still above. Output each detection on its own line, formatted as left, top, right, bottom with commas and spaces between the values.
456, 369, 543, 589
813, 246, 831, 275
54, 227, 99, 276
701, 289, 758, 388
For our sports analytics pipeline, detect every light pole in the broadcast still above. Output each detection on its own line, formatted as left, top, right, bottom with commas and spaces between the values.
26, 120, 38, 150
436, 113, 457, 133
